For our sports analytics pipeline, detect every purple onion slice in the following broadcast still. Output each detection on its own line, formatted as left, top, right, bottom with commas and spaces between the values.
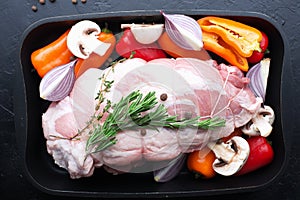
39, 60, 77, 101
153, 153, 187, 182
246, 58, 270, 101
162, 12, 203, 51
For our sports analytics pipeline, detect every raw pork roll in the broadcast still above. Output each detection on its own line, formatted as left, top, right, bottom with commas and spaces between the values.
42, 58, 262, 177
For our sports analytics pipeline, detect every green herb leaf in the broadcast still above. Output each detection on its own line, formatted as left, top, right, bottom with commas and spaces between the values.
86, 90, 226, 154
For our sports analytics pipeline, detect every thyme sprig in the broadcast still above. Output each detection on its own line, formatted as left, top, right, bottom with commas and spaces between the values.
75, 55, 136, 138
86, 90, 226, 154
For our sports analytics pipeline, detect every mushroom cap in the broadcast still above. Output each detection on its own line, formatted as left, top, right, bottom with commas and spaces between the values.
212, 136, 250, 176
67, 20, 101, 59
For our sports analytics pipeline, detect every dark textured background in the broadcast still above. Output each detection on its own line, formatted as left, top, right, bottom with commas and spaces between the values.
1, 0, 300, 199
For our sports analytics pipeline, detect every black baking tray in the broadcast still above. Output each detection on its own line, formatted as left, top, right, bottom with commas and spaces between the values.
14, 10, 290, 198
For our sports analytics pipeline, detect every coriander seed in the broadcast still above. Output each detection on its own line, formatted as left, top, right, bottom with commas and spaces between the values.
31, 5, 38, 12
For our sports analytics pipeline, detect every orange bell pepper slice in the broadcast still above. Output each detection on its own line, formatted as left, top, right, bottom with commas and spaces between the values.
187, 147, 216, 179
74, 28, 116, 78
157, 31, 211, 60
31, 30, 73, 78
198, 16, 262, 58
202, 31, 249, 71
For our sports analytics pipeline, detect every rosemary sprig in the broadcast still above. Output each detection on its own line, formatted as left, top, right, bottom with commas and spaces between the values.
86, 90, 226, 154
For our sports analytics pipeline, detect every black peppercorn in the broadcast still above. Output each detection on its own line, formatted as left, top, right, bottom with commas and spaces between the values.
160, 93, 168, 101
140, 129, 147, 136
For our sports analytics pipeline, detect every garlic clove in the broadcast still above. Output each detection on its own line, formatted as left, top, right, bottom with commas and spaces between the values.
39, 60, 77, 101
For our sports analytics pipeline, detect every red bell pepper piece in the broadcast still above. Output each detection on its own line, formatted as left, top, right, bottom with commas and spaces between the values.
247, 31, 269, 64
116, 29, 166, 61
236, 136, 274, 175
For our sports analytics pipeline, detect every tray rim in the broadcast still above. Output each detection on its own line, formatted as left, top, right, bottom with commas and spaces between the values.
14, 9, 291, 198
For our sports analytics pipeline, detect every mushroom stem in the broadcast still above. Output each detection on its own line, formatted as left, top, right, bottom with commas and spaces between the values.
82, 36, 111, 57
252, 116, 273, 137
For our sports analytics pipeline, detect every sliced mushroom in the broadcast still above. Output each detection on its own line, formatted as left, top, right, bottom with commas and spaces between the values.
242, 105, 275, 137
67, 20, 111, 59
207, 136, 250, 176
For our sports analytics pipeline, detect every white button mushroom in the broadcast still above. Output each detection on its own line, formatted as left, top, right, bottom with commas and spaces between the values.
207, 136, 250, 176
67, 20, 111, 59
241, 105, 275, 137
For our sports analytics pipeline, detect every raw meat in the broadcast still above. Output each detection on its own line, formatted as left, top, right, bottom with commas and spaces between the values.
70, 68, 103, 130
42, 57, 262, 177
42, 96, 96, 179
216, 63, 263, 127
46, 139, 94, 179
42, 96, 78, 140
